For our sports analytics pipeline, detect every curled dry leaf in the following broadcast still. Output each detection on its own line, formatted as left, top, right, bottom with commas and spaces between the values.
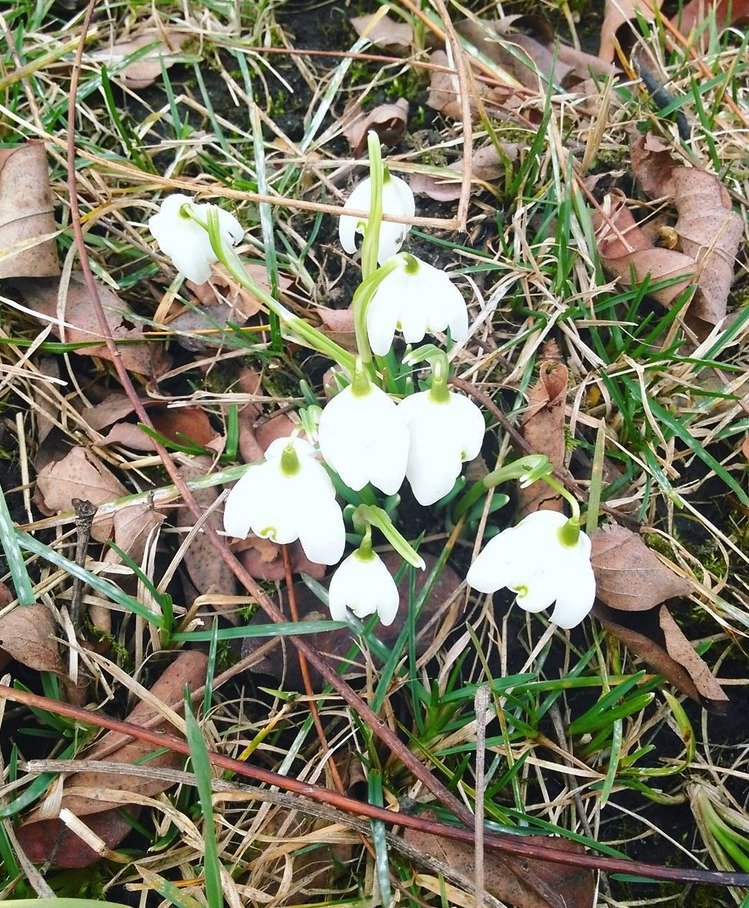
316, 306, 357, 353
630, 134, 743, 327
36, 446, 126, 542
411, 142, 518, 201
0, 604, 66, 677
590, 523, 692, 610
404, 825, 596, 908
185, 262, 287, 318
89, 31, 188, 90
593, 603, 728, 711
239, 412, 295, 464
241, 552, 461, 690
106, 502, 165, 565
598, 0, 663, 62
517, 344, 568, 516
0, 142, 60, 279
426, 51, 525, 122
592, 195, 694, 309
17, 650, 208, 867
340, 99, 409, 155
16, 273, 170, 377
350, 12, 413, 51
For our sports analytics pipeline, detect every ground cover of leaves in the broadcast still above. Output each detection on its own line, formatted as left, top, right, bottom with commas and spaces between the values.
0, 0, 748, 906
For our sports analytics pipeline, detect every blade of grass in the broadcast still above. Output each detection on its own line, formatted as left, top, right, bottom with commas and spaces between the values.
0, 484, 35, 605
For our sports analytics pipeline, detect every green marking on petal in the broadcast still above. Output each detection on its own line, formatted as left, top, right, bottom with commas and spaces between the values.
280, 443, 301, 476
260, 526, 277, 540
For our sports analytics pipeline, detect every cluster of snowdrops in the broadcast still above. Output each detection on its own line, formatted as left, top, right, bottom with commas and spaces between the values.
148, 134, 596, 631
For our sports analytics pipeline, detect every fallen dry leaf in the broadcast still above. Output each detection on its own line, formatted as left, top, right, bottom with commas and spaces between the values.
598, 0, 663, 62
176, 457, 238, 604
16, 273, 170, 377
107, 502, 165, 564
594, 603, 728, 711
316, 306, 358, 353
238, 537, 326, 582
90, 31, 188, 90
404, 825, 596, 908
18, 650, 208, 867
184, 261, 287, 318
411, 142, 518, 201
239, 413, 295, 464
350, 12, 413, 51
592, 194, 695, 309
590, 524, 692, 610
517, 344, 568, 516
742, 434, 749, 461
426, 50, 525, 121
672, 0, 749, 33
36, 446, 126, 542
0, 604, 66, 677
340, 99, 409, 155
241, 552, 461, 689
630, 134, 744, 326
0, 142, 60, 279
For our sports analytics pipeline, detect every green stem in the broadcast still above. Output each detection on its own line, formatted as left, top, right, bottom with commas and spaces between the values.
351, 254, 402, 371
360, 131, 384, 281
428, 351, 450, 403
205, 208, 356, 374
452, 454, 552, 522
353, 504, 424, 570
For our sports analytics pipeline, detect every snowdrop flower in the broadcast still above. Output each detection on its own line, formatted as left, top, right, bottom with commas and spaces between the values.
223, 437, 345, 565
397, 361, 484, 506
366, 254, 469, 356
318, 365, 409, 495
339, 172, 415, 265
328, 548, 400, 626
148, 193, 243, 285
467, 510, 596, 629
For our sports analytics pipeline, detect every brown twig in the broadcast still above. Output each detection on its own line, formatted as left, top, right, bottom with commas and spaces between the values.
4, 683, 748, 887
67, 0, 472, 832
69, 497, 96, 631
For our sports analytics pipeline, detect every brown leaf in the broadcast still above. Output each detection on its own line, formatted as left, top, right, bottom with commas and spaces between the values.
742, 434, 749, 461
0, 604, 66, 676
18, 650, 208, 867
238, 538, 326, 582
241, 552, 462, 689
16, 273, 170, 377
340, 99, 409, 156
0, 142, 60, 279
594, 603, 728, 711
151, 407, 219, 448
350, 13, 413, 51
107, 502, 165, 564
629, 135, 743, 327
185, 261, 285, 317
411, 142, 518, 201
36, 446, 126, 542
90, 31, 188, 90
598, 0, 663, 62
316, 306, 358, 353
672, 0, 749, 33
517, 351, 568, 516
404, 826, 596, 908
590, 524, 692, 610
592, 195, 694, 309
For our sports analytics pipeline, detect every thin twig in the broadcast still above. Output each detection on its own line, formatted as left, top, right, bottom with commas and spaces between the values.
4, 684, 749, 887
69, 497, 96, 631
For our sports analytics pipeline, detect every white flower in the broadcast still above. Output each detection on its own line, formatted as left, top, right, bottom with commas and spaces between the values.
339, 173, 415, 264
367, 255, 469, 356
328, 549, 400, 626
223, 437, 345, 565
148, 193, 243, 285
398, 389, 484, 506
467, 511, 596, 629
318, 381, 409, 495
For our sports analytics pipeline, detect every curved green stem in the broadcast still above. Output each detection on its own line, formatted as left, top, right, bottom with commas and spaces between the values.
205, 208, 356, 374
353, 504, 424, 570
452, 454, 552, 522
360, 131, 384, 281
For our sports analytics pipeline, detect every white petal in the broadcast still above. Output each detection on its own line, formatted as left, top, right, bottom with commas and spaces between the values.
407, 437, 460, 505
297, 498, 345, 565
170, 237, 213, 285
548, 561, 596, 629
382, 175, 415, 218
447, 394, 485, 461
367, 281, 403, 356
377, 222, 409, 264
466, 527, 525, 592
328, 552, 400, 625
222, 467, 264, 539
514, 572, 558, 613
339, 178, 372, 254
216, 206, 244, 245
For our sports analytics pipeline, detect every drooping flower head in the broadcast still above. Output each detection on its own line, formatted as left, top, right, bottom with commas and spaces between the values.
223, 437, 345, 565
148, 193, 243, 285
366, 254, 469, 356
318, 363, 409, 495
328, 548, 400, 626
467, 510, 596, 629
397, 358, 485, 506
339, 171, 415, 265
